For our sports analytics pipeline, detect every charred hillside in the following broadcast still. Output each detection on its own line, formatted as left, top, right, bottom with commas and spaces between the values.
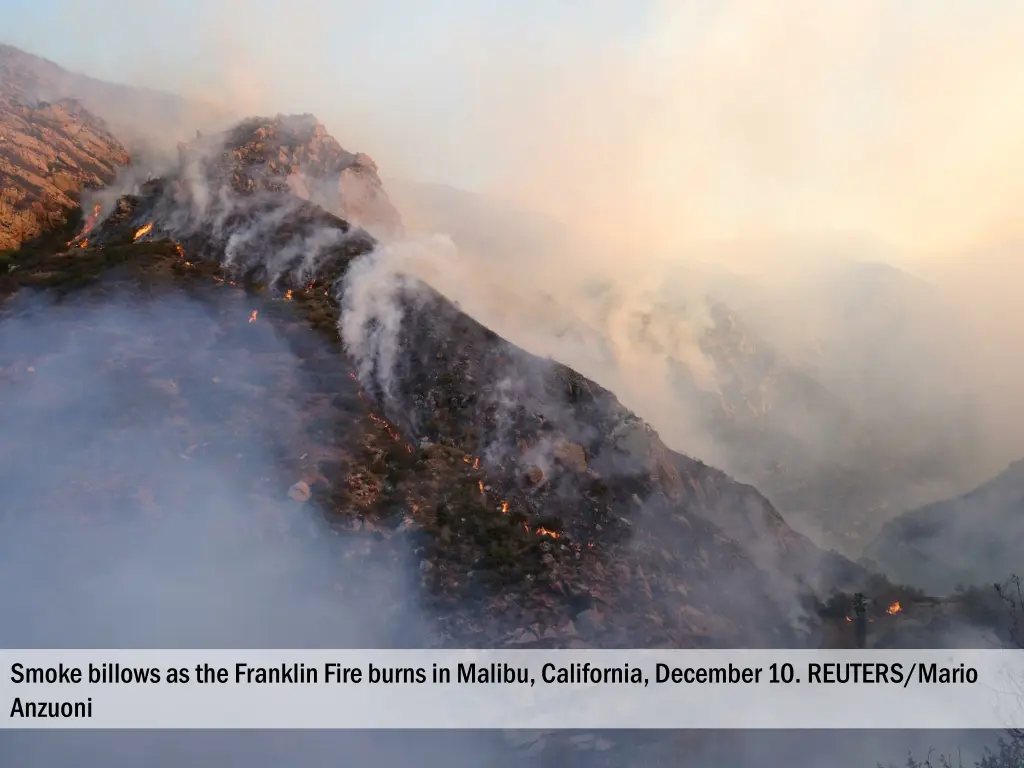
3, 109, 1018, 767
1, 112, 879, 654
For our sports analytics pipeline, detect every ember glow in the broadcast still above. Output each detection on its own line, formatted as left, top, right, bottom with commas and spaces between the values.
77, 238, 88, 249
535, 527, 561, 539
284, 290, 293, 300
887, 601, 902, 615
248, 310, 258, 323
501, 501, 509, 514
478, 480, 485, 495
133, 222, 154, 242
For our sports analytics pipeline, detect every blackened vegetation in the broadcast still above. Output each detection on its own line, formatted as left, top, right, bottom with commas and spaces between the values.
3, 114, 949, 663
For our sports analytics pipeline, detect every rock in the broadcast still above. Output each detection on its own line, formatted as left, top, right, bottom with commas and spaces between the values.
554, 440, 587, 472
524, 465, 545, 486
287, 481, 311, 502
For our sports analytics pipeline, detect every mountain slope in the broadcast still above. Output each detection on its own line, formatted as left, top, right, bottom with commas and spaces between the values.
1, 113, 874, 651
0, 43, 232, 151
360, 180, 987, 553
865, 459, 1024, 593
0, 92, 128, 249
2, 109, 1016, 767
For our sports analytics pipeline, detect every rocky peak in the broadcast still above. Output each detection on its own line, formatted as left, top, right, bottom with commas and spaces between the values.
176, 113, 401, 240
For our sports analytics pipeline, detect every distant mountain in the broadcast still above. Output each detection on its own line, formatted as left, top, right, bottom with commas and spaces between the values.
864, 459, 1024, 593
0, 43, 233, 153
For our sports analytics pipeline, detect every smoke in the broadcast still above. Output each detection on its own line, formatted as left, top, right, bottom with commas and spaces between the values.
0, 286, 522, 766
10, 2, 1024, 558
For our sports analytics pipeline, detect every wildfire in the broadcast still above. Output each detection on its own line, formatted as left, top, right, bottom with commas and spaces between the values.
248, 310, 258, 323
133, 223, 154, 242
887, 601, 902, 615
284, 290, 293, 300
67, 203, 102, 246
77, 238, 89, 248
535, 527, 561, 539
501, 501, 509, 514
83, 203, 101, 231
478, 480, 485, 495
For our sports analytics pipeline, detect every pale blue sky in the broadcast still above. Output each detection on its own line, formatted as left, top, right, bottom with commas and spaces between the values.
2, 0, 663, 188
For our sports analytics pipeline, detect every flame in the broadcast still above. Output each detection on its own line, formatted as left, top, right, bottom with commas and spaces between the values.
478, 480, 485, 495
67, 204, 102, 246
248, 310, 258, 323
175, 244, 185, 258
473, 457, 479, 469
887, 601, 902, 615
501, 501, 509, 514
535, 527, 561, 538
84, 203, 101, 230
284, 290, 293, 300
133, 223, 154, 242
368, 413, 404, 442
77, 238, 88, 248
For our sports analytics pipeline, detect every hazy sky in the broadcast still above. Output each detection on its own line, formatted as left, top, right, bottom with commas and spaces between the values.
5, 0, 1024, 263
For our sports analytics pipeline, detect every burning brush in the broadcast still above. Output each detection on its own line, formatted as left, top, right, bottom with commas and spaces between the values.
66, 204, 102, 247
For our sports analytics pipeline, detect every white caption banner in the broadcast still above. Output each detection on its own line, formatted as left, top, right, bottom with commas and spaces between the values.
3, 649, 1024, 729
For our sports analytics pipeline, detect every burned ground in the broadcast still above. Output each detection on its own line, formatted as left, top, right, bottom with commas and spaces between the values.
1, 114, 1014, 767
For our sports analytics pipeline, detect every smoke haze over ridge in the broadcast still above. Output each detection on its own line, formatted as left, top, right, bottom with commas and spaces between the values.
5, 0, 1024, 551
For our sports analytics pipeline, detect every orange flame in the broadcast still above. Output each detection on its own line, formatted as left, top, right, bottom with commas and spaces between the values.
78, 238, 89, 248
284, 290, 293, 300
248, 310, 258, 323
67, 204, 102, 246
501, 501, 509, 514
887, 601, 902, 615
473, 457, 479, 469
535, 527, 561, 539
478, 481, 485, 494
133, 223, 154, 242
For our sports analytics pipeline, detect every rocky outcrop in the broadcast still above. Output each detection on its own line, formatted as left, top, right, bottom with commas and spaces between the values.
176, 113, 402, 240
0, 94, 128, 249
